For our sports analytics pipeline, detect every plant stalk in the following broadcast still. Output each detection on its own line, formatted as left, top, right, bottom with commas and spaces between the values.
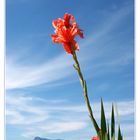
72, 49, 100, 134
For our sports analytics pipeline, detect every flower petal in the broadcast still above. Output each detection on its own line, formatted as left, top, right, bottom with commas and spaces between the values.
52, 18, 64, 29
63, 43, 72, 54
72, 40, 79, 51
70, 22, 84, 38
51, 34, 63, 44
52, 26, 71, 43
64, 13, 71, 26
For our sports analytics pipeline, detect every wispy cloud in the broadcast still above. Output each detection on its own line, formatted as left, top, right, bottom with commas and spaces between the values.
6, 93, 134, 137
80, 3, 133, 48
6, 95, 50, 125
22, 121, 87, 138
6, 53, 74, 89
6, 3, 133, 90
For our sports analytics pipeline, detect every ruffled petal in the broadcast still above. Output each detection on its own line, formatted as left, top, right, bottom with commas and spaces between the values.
64, 13, 71, 27
78, 29, 84, 38
70, 23, 84, 38
52, 18, 64, 29
63, 43, 72, 54
70, 24, 78, 37
71, 14, 75, 23
51, 34, 63, 44
56, 27, 72, 42
72, 40, 79, 51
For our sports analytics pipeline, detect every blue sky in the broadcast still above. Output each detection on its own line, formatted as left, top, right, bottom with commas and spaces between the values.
6, 0, 134, 140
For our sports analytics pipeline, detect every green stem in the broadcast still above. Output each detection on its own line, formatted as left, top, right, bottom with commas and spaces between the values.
72, 49, 100, 134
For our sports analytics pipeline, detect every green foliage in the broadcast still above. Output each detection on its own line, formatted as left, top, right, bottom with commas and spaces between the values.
111, 104, 115, 140
101, 99, 107, 134
97, 99, 123, 140
107, 123, 110, 140
118, 126, 123, 140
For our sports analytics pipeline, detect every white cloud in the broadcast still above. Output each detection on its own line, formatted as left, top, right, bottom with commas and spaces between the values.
80, 3, 133, 48
6, 110, 24, 124
6, 94, 134, 124
6, 94, 50, 125
6, 3, 133, 90
22, 121, 87, 138
6, 93, 134, 123
6, 93, 134, 137
40, 121, 87, 133
22, 123, 135, 139
6, 53, 74, 89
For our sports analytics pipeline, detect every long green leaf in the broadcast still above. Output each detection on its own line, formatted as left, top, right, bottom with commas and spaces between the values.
101, 98, 107, 134
107, 123, 110, 140
100, 133, 108, 140
118, 125, 123, 140
111, 104, 115, 139
112, 134, 115, 140
105, 133, 108, 140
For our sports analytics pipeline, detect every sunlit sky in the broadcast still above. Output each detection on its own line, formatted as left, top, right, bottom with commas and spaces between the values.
6, 0, 134, 140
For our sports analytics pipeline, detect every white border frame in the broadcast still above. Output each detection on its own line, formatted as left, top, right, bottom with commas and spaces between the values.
0, 0, 5, 140
136, 0, 140, 140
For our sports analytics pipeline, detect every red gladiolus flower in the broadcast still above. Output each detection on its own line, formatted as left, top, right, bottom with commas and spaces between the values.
51, 13, 84, 54
91, 136, 100, 140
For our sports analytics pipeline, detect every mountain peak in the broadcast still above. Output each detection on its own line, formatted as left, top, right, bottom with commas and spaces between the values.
34, 136, 63, 140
